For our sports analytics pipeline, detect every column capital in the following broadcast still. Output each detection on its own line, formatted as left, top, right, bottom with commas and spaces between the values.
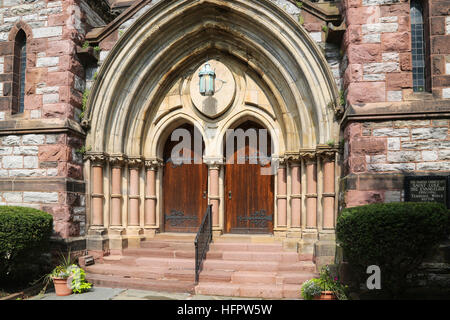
203, 157, 224, 169
299, 149, 317, 163
108, 154, 127, 167
284, 152, 301, 166
144, 158, 164, 170
127, 156, 144, 168
84, 152, 107, 166
316, 146, 338, 161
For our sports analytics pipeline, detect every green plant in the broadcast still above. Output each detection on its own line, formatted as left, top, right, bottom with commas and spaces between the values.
317, 266, 348, 300
339, 90, 346, 106
336, 202, 450, 299
301, 278, 322, 300
326, 139, 335, 147
0, 206, 53, 287
296, 1, 303, 8
79, 89, 90, 120
82, 41, 89, 49
322, 25, 328, 32
298, 15, 304, 25
94, 46, 100, 53
40, 250, 92, 294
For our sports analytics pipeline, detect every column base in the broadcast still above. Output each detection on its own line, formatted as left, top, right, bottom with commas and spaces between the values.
143, 227, 159, 239
273, 228, 287, 240
300, 229, 318, 255
212, 228, 223, 240
87, 227, 109, 260
108, 227, 128, 254
126, 227, 144, 248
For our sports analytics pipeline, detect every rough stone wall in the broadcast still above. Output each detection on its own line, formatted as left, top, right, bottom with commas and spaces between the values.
343, 119, 450, 207
0, 0, 95, 241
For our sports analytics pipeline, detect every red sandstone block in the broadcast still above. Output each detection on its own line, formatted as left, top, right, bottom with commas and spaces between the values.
210, 243, 249, 251
346, 6, 380, 25
400, 53, 412, 71
164, 269, 195, 281
125, 248, 176, 258
277, 261, 316, 273
381, 3, 410, 17
345, 190, 384, 208
347, 82, 386, 104
282, 284, 303, 299
199, 270, 233, 283
344, 25, 362, 47
344, 64, 363, 88
246, 243, 283, 252
381, 32, 411, 52
231, 271, 277, 285
195, 282, 240, 297
277, 272, 317, 285
103, 255, 136, 266
47, 40, 74, 56
347, 43, 381, 64
386, 72, 413, 90
39, 145, 70, 161
239, 284, 283, 299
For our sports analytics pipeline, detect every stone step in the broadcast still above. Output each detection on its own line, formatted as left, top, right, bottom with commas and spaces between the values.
194, 282, 303, 299
124, 247, 195, 259
209, 242, 283, 252
135, 257, 195, 270
207, 250, 301, 262
202, 259, 316, 273
86, 273, 195, 294
86, 263, 197, 281
140, 240, 195, 250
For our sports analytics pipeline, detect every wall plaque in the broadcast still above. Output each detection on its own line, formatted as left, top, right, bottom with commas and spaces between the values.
404, 176, 449, 208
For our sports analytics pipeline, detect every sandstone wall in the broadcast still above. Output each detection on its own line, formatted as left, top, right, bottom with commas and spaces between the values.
0, 0, 95, 240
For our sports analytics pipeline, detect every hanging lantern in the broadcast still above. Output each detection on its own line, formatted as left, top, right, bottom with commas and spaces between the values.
199, 62, 216, 96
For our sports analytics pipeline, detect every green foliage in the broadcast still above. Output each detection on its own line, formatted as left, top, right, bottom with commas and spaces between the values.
0, 206, 53, 286
322, 25, 328, 32
326, 140, 335, 147
296, 1, 303, 8
336, 202, 450, 298
298, 14, 304, 25
301, 266, 348, 300
82, 41, 89, 49
301, 278, 322, 300
339, 90, 346, 106
79, 89, 90, 120
44, 251, 92, 294
94, 46, 100, 53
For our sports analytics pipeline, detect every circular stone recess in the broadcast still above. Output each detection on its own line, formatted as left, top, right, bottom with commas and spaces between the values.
190, 60, 236, 119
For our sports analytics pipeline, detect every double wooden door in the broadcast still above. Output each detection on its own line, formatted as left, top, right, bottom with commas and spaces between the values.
163, 124, 208, 233
224, 121, 274, 234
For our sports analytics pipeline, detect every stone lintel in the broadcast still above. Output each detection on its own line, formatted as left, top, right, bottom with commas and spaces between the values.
0, 178, 85, 193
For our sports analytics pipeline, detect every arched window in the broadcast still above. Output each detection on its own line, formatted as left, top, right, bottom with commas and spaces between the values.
410, 0, 427, 92
12, 29, 26, 114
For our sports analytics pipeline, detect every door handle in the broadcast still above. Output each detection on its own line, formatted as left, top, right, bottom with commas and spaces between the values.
203, 191, 207, 199
228, 191, 232, 200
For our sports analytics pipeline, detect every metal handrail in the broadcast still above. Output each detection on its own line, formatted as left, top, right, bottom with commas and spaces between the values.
194, 205, 213, 284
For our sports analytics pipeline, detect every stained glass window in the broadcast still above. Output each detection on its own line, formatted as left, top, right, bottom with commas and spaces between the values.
410, 0, 426, 92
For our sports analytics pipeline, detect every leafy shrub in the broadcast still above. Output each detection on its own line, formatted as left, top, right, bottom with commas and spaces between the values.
301, 266, 348, 300
336, 202, 450, 298
0, 206, 53, 287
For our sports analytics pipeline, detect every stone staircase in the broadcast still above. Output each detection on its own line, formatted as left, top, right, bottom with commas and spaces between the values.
85, 234, 318, 299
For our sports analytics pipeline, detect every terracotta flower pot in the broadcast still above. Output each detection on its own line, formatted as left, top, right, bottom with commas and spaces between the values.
318, 291, 336, 300
52, 277, 72, 296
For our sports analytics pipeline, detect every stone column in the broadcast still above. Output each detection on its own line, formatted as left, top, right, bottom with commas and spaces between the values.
127, 157, 143, 247
305, 155, 317, 228
290, 161, 301, 228
84, 153, 108, 257
322, 154, 336, 229
108, 155, 127, 253
91, 159, 105, 227
144, 159, 161, 237
205, 158, 223, 237
128, 158, 142, 226
109, 156, 125, 226
276, 163, 287, 229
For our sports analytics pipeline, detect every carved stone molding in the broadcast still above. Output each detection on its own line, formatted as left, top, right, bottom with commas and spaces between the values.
108, 154, 127, 167
127, 156, 143, 168
144, 158, 164, 170
84, 152, 107, 166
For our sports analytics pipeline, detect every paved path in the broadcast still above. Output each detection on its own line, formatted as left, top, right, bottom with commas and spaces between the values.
28, 287, 265, 300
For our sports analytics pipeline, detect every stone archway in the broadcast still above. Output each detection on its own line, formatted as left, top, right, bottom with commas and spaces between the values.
83, 0, 340, 253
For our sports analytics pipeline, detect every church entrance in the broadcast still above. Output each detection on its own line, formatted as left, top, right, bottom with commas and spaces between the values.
162, 123, 208, 233
224, 121, 274, 234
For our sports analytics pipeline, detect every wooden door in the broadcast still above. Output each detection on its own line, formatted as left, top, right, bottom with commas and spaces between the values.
225, 121, 274, 234
163, 124, 208, 233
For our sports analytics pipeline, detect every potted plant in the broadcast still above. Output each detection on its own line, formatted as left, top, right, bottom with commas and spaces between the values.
43, 251, 92, 296
301, 265, 348, 300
